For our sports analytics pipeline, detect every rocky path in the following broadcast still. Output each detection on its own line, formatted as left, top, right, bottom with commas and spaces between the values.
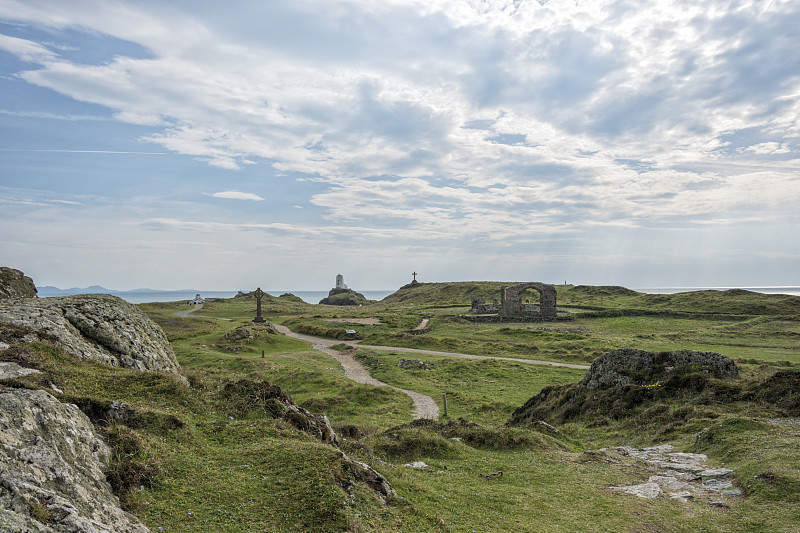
177, 303, 232, 320
271, 324, 439, 420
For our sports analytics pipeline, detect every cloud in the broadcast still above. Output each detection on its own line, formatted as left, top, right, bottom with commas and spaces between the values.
744, 142, 792, 155
0, 33, 57, 62
210, 191, 264, 201
2, 0, 799, 288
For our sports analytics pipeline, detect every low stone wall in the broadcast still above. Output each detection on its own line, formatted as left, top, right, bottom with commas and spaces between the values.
462, 315, 566, 323
404, 326, 433, 335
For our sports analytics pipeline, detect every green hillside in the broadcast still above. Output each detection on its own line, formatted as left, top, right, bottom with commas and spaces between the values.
4, 285, 799, 531
379, 281, 800, 317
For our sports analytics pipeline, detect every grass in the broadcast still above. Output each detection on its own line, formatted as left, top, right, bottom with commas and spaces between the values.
3, 282, 799, 531
355, 350, 584, 425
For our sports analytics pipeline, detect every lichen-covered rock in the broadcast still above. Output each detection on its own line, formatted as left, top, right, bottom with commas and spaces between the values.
578, 348, 738, 390
0, 267, 37, 299
0, 294, 182, 377
0, 387, 149, 533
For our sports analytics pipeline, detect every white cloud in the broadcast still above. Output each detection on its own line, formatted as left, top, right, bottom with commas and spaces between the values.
744, 142, 792, 155
210, 191, 264, 201
0, 33, 57, 62
1, 0, 799, 287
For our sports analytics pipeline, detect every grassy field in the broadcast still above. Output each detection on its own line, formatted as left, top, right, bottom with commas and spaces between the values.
4, 283, 799, 531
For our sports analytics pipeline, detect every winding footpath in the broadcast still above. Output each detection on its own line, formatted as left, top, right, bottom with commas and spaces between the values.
178, 305, 588, 421
272, 324, 440, 420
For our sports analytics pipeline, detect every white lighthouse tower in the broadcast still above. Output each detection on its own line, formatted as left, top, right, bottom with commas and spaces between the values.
335, 274, 347, 290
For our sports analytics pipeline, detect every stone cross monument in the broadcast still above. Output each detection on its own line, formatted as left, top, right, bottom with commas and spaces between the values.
253, 287, 267, 323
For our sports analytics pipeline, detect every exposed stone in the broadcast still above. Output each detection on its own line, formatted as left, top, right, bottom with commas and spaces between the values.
592, 444, 741, 502
578, 348, 739, 391
0, 294, 183, 378
319, 288, 370, 306
610, 482, 661, 499
0, 267, 37, 300
669, 490, 694, 502
0, 387, 149, 533
338, 452, 397, 504
699, 468, 733, 478
397, 359, 436, 370
404, 461, 428, 469
0, 361, 41, 380
648, 475, 694, 491
701, 479, 741, 495
470, 296, 499, 314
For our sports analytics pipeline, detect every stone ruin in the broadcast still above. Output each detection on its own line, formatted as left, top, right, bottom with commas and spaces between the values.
471, 282, 558, 318
470, 296, 499, 313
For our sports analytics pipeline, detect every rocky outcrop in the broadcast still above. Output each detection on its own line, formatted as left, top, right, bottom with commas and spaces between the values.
579, 348, 738, 391
508, 349, 742, 427
319, 288, 370, 306
220, 380, 339, 446
218, 379, 396, 502
0, 294, 182, 377
0, 387, 149, 533
338, 452, 397, 504
587, 444, 741, 502
0, 267, 37, 299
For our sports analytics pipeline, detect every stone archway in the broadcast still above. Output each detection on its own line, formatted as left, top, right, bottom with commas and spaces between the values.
499, 282, 557, 318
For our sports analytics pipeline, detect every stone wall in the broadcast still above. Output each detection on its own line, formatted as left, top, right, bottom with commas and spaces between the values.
499, 282, 558, 318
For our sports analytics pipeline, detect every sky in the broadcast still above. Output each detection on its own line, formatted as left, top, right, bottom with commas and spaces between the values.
1, 0, 798, 291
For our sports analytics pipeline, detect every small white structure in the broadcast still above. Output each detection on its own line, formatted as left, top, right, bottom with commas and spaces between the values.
188, 294, 206, 305
335, 274, 348, 290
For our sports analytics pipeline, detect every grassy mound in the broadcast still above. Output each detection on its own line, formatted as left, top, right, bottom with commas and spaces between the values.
380, 418, 570, 459
380, 281, 510, 307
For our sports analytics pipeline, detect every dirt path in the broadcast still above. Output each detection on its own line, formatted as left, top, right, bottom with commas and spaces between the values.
413, 318, 430, 331
272, 324, 439, 420
176, 303, 203, 317
176, 303, 232, 320
351, 343, 591, 370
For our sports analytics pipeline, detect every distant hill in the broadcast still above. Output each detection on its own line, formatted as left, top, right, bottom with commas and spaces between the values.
380, 282, 800, 316
37, 285, 114, 297
38, 286, 195, 297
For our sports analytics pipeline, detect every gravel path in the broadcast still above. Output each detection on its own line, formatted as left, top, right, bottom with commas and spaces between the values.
272, 324, 439, 420
176, 303, 232, 320
176, 303, 203, 317
412, 317, 430, 330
